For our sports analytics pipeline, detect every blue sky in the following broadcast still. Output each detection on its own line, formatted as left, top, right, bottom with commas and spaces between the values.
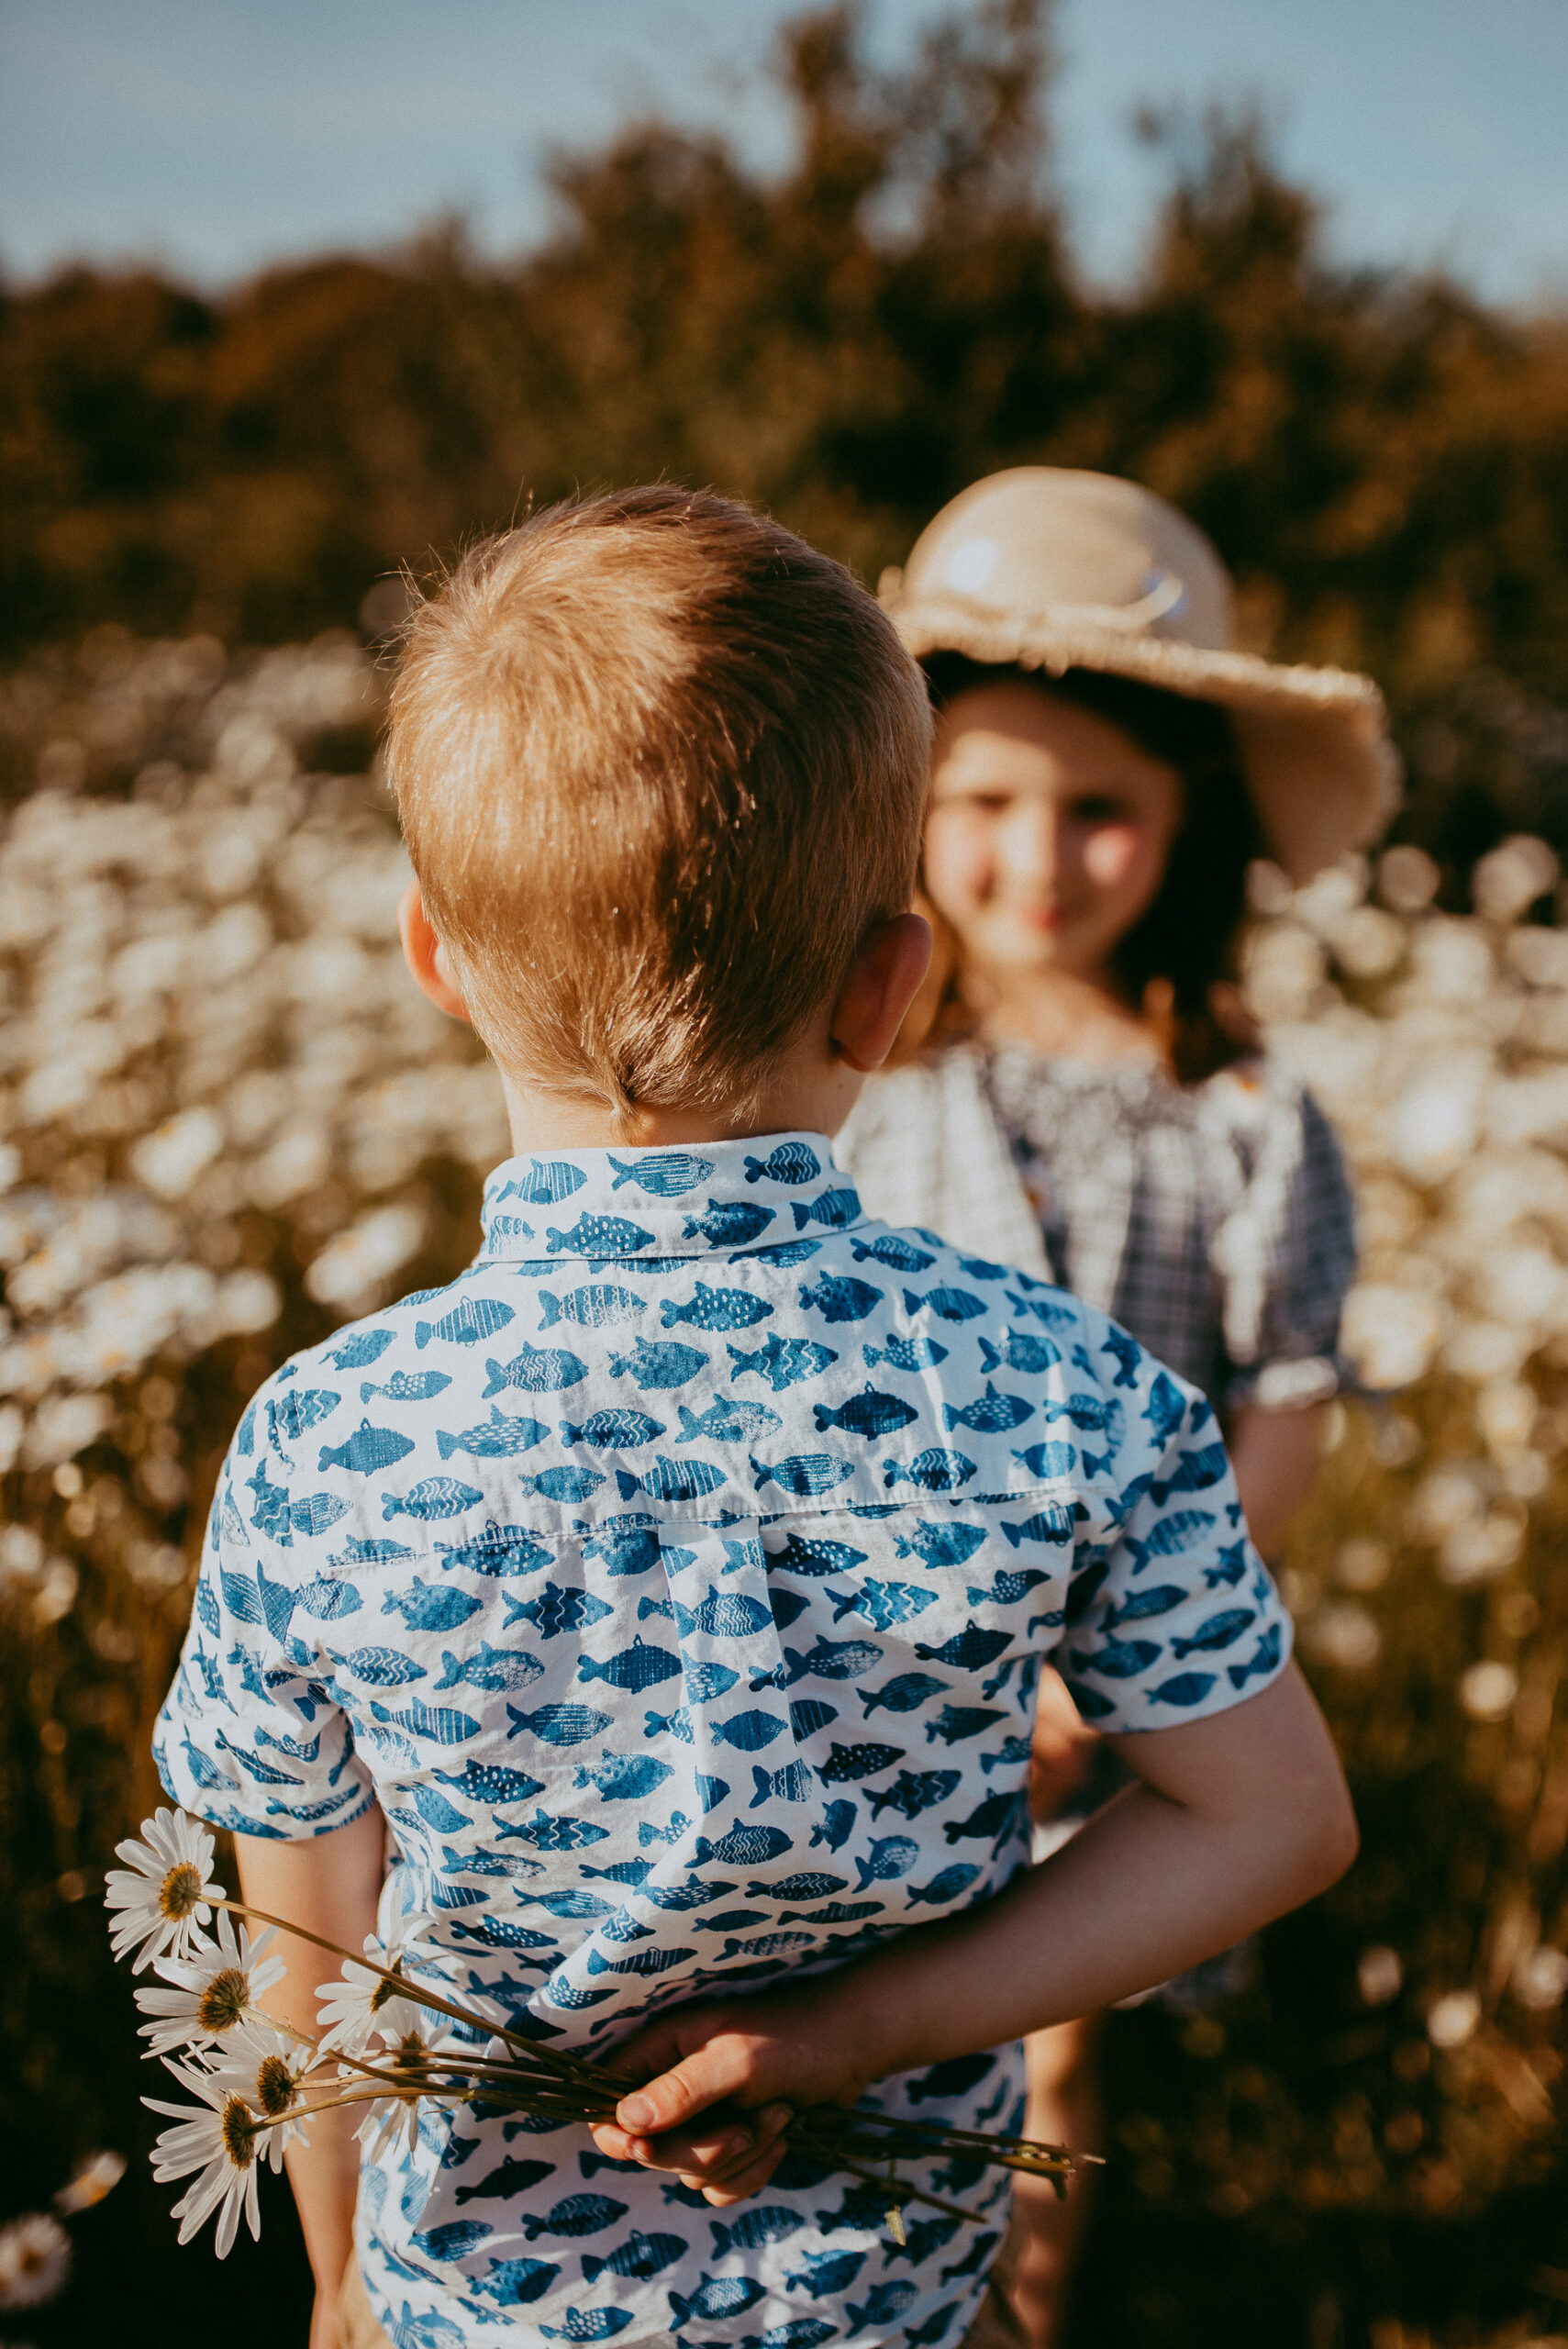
2, 0, 1563, 303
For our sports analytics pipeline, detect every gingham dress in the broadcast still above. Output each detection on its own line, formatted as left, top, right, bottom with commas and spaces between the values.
838, 1046, 1356, 1418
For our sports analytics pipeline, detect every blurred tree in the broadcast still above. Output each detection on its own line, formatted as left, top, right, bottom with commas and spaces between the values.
3, 0, 1568, 854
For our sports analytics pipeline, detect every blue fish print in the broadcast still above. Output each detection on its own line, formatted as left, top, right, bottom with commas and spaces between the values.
432, 1761, 545, 1804
751, 1453, 855, 1498
545, 1213, 655, 1255
849, 1233, 935, 1273
862, 1334, 949, 1373
573, 1753, 674, 1801
675, 1397, 782, 1443
819, 1740, 906, 1783
682, 1198, 775, 1246
361, 1371, 451, 1404
942, 1383, 1034, 1436
295, 1575, 361, 1620
784, 1636, 881, 1684
577, 1640, 683, 1694
433, 1642, 544, 1694
798, 1273, 882, 1324
382, 1478, 484, 1523
892, 1521, 989, 1570
1001, 1504, 1076, 1543
966, 1567, 1051, 1605
503, 1582, 613, 1639
516, 1466, 606, 1504
497, 1160, 586, 1206
1125, 1508, 1218, 1574
506, 1703, 613, 1747
785, 2249, 868, 2297
436, 1522, 553, 1577
483, 1343, 589, 1397
828, 1579, 936, 1631
914, 1621, 1011, 1671
743, 1141, 820, 1186
327, 1327, 395, 1370
978, 1330, 1060, 1375
669, 2273, 768, 2325
709, 2208, 808, 2254
607, 1151, 712, 1197
158, 1133, 1294, 2349
581, 2231, 690, 2281
269, 1386, 340, 1445
868, 1768, 961, 1820
858, 1672, 950, 1716
519, 2196, 628, 2243
810, 1798, 859, 1852
1172, 1606, 1255, 1656
1228, 1622, 1284, 1689
560, 1409, 665, 1449
1149, 1670, 1219, 1709
672, 1586, 773, 1640
614, 1456, 727, 1504
770, 1531, 868, 1577
415, 1298, 517, 1350
661, 1283, 773, 1332
903, 1285, 987, 1324
339, 1647, 428, 1687
925, 1704, 1007, 1746
606, 1335, 707, 1390
381, 1579, 482, 1632
436, 1408, 550, 1461
539, 1285, 646, 1330
728, 1334, 838, 1390
813, 1385, 917, 1441
790, 1186, 860, 1231
693, 1824, 792, 1867
368, 1697, 479, 1746
883, 1448, 976, 1493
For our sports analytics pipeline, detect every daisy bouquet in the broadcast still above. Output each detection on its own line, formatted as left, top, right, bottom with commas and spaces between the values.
108, 1807, 1082, 2255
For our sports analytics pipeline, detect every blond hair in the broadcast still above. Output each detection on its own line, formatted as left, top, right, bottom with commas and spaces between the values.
386, 488, 931, 1120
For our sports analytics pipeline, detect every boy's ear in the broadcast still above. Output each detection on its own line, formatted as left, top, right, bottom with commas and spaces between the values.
829, 912, 933, 1074
398, 883, 472, 1025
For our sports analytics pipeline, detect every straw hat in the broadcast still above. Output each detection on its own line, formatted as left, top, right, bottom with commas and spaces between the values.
880, 466, 1400, 883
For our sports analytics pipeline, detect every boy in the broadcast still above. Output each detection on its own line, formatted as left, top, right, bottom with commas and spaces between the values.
154, 488, 1355, 2349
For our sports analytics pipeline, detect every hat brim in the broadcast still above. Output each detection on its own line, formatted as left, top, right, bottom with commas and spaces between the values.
890, 596, 1402, 885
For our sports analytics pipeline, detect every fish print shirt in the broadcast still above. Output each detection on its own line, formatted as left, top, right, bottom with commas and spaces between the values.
155, 1135, 1292, 2349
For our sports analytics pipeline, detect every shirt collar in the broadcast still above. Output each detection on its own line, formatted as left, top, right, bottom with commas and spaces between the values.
478, 1132, 867, 1261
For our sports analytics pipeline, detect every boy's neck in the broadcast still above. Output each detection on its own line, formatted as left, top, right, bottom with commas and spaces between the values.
495, 1011, 865, 1156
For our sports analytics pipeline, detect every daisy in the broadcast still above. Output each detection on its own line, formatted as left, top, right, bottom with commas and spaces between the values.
315, 1922, 432, 2056
135, 1908, 284, 2058
0, 2211, 72, 2310
105, 1807, 224, 1974
353, 2009, 438, 2163
201, 2016, 321, 2168
143, 2061, 262, 2258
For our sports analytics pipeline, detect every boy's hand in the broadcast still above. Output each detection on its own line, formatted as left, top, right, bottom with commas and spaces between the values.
591, 1986, 877, 2204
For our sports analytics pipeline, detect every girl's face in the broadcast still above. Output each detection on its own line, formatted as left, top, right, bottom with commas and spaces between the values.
923, 681, 1183, 992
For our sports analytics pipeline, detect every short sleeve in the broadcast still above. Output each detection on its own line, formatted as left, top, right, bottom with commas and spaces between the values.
1212, 1080, 1357, 1412
152, 1431, 376, 1841
1056, 1324, 1295, 1734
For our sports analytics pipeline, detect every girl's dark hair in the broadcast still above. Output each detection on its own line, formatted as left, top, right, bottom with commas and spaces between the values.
916, 655, 1265, 1085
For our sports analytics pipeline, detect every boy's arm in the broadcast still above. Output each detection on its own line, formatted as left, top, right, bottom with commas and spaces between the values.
236, 1809, 385, 2349
592, 1664, 1355, 2199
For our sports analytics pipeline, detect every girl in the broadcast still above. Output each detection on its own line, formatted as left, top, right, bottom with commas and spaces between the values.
838, 466, 1397, 2346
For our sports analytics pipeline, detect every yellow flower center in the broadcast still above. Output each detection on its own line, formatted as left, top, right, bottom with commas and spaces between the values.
256, 2054, 296, 2117
159, 1862, 204, 1920
220, 2098, 258, 2169
197, 1968, 250, 2032
369, 1971, 404, 2013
